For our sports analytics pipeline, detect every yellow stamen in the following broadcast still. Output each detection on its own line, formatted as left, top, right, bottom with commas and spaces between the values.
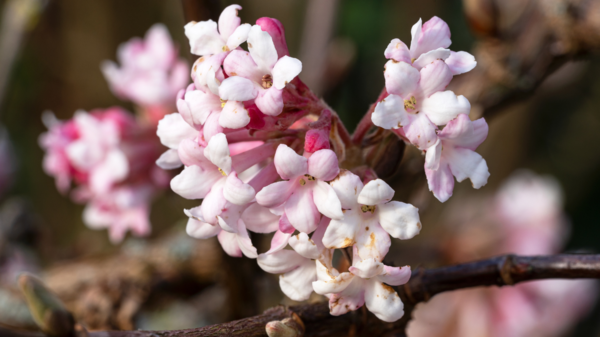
299, 178, 306, 186
360, 205, 376, 213
262, 74, 273, 89
404, 96, 417, 111
220, 99, 226, 108
218, 168, 227, 176
304, 174, 316, 181
222, 45, 230, 52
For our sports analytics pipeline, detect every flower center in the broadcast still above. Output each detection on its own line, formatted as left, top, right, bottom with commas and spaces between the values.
361, 205, 376, 213
299, 174, 315, 186
404, 96, 417, 112
222, 45, 230, 52
262, 74, 273, 89
220, 99, 226, 108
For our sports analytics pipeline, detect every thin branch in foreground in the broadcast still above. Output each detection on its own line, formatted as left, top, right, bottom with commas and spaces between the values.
8, 254, 600, 337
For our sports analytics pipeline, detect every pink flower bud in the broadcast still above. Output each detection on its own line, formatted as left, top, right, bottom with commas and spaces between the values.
256, 17, 290, 58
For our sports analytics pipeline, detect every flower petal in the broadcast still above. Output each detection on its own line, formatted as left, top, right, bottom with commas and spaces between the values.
445, 51, 477, 75
330, 170, 363, 210
256, 180, 295, 208
266, 229, 292, 254
349, 258, 384, 279
219, 100, 251, 129
247, 25, 278, 73
289, 232, 320, 259
421, 91, 471, 125
178, 138, 212, 168
364, 280, 404, 322
89, 149, 129, 194
223, 50, 263, 83
226, 23, 252, 50
185, 20, 224, 56
204, 133, 232, 174
177, 89, 221, 129
313, 180, 344, 220
372, 95, 409, 130
377, 201, 421, 240
384, 61, 420, 98
235, 220, 258, 258
313, 260, 354, 295
170, 165, 222, 199
280, 259, 317, 301
418, 59, 453, 98
357, 179, 394, 206
377, 265, 411, 286
157, 113, 198, 149
285, 188, 321, 233
384, 38, 411, 63
409, 16, 451, 60
219, 76, 258, 102
255, 87, 284, 116
156, 149, 182, 170
257, 249, 304, 274
355, 221, 391, 262
322, 211, 360, 249
256, 17, 290, 58
242, 203, 280, 233
424, 138, 442, 171
200, 183, 228, 225
218, 230, 242, 257
274, 144, 307, 180
402, 112, 438, 150
425, 162, 454, 202
218, 4, 242, 40
202, 111, 224, 142
307, 149, 340, 181
185, 209, 221, 239
223, 171, 256, 205
328, 277, 366, 316
272, 56, 302, 90
446, 147, 490, 189
439, 115, 488, 151
412, 48, 451, 70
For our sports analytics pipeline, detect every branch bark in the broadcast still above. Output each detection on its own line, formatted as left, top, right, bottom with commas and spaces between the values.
7, 254, 600, 337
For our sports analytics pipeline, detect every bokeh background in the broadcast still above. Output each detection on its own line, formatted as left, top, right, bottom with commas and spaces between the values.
1, 0, 600, 335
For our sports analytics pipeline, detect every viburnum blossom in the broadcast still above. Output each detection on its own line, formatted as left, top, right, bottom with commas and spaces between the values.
407, 171, 597, 337
157, 7, 493, 323
101, 24, 189, 123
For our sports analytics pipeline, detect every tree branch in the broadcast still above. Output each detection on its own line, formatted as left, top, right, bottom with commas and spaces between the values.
7, 254, 600, 337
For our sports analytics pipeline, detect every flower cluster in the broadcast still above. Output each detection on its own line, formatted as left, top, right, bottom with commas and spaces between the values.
372, 17, 489, 202
40, 25, 188, 243
407, 171, 597, 337
159, 5, 432, 322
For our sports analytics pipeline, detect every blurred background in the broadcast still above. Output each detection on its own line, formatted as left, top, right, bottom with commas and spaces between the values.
1, 0, 600, 336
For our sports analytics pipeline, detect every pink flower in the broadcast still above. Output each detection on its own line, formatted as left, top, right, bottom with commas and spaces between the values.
313, 247, 411, 322
222, 25, 302, 116
256, 144, 343, 234
425, 114, 490, 202
322, 171, 421, 261
101, 24, 189, 115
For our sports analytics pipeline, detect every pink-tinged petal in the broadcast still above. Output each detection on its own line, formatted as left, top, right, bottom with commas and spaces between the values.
425, 162, 454, 202
247, 25, 278, 73
218, 230, 242, 257
272, 56, 302, 90
280, 260, 317, 301
330, 170, 363, 210
185, 208, 221, 239
384, 61, 420, 98
145, 23, 176, 67
410, 16, 451, 60
236, 220, 258, 258
364, 280, 404, 322
446, 147, 490, 189
384, 38, 411, 63
219, 76, 258, 102
274, 144, 307, 179
202, 111, 224, 142
285, 188, 320, 233
256, 17, 290, 58
304, 129, 330, 153
177, 139, 212, 168
372, 95, 410, 130
355, 221, 391, 261
265, 229, 292, 254
412, 48, 451, 70
184, 20, 224, 56
257, 249, 304, 274
313, 260, 355, 295
421, 91, 470, 125
313, 180, 343, 220
289, 232, 320, 259
440, 115, 488, 150
89, 149, 129, 194
357, 179, 394, 206
307, 149, 339, 181
223, 50, 263, 83
218, 4, 242, 40
231, 142, 277, 173
177, 89, 221, 129
219, 100, 251, 129
242, 203, 280, 233
156, 149, 182, 170
206, 68, 221, 96
328, 277, 365, 316
322, 211, 360, 249
349, 258, 384, 279
377, 201, 421, 240
157, 113, 198, 149
377, 265, 411, 286
226, 23, 251, 50
201, 184, 228, 225
418, 59, 453, 98
278, 213, 294, 234
223, 171, 255, 205
445, 51, 477, 75
204, 133, 231, 174
402, 111, 438, 150
312, 216, 330, 252
171, 165, 222, 199
424, 138, 442, 171
193, 53, 227, 90
255, 87, 284, 116
256, 180, 295, 208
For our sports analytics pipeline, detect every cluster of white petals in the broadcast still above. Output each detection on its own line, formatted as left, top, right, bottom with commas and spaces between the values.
157, 4, 427, 322
372, 17, 490, 202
